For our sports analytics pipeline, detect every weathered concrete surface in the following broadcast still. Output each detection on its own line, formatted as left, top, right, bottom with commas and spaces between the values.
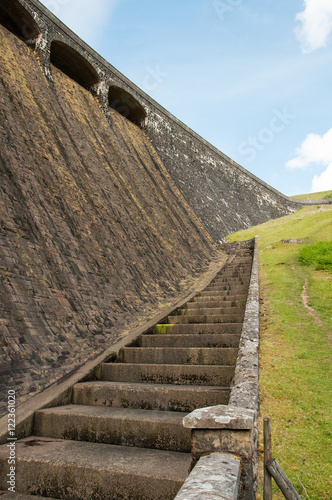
174, 453, 241, 500
0, 22, 218, 416
188, 298, 247, 307
140, 334, 241, 348
150, 324, 243, 335
72, 381, 230, 412
34, 405, 191, 452
185, 306, 245, 316
118, 347, 238, 365
0, 437, 192, 499
101, 363, 235, 386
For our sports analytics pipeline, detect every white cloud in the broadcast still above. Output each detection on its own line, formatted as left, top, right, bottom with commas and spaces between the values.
312, 163, 332, 191
294, 0, 332, 53
40, 0, 119, 47
286, 128, 332, 192
286, 129, 332, 169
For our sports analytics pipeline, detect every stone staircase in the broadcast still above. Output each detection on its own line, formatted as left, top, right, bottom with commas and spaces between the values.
0, 247, 253, 499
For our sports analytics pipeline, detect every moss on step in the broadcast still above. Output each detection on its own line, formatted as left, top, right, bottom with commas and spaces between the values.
155, 324, 174, 335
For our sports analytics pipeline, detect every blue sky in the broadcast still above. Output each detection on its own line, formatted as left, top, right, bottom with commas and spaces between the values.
40, 0, 332, 196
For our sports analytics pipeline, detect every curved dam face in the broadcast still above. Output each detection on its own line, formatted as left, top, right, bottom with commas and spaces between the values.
147, 119, 300, 242
0, 25, 217, 415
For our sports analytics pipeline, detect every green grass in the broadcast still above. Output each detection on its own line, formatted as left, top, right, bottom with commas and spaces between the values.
299, 242, 332, 271
226, 205, 332, 500
291, 190, 332, 200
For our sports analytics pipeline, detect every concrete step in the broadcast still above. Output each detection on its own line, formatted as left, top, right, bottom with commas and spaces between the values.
101, 363, 235, 386
211, 274, 250, 283
73, 381, 230, 411
225, 274, 249, 282
183, 306, 244, 316
168, 313, 244, 324
150, 323, 243, 335
221, 265, 251, 270
199, 289, 248, 298
140, 333, 241, 348
225, 266, 249, 270
34, 405, 191, 452
118, 347, 238, 365
212, 272, 251, 278
210, 272, 249, 278
197, 289, 248, 302
203, 284, 249, 292
196, 291, 248, 299
219, 266, 252, 274
0, 438, 191, 500
211, 278, 250, 286
220, 272, 247, 277
188, 298, 246, 308
227, 255, 252, 259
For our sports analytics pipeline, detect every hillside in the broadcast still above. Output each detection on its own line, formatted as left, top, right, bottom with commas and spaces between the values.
227, 204, 332, 499
0, 24, 219, 416
291, 190, 332, 200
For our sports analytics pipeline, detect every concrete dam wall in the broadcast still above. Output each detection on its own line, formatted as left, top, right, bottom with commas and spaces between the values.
1, 0, 305, 242
0, 17, 219, 415
0, 0, 308, 416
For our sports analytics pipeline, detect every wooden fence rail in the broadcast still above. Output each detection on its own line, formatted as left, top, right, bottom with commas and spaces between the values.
263, 418, 302, 500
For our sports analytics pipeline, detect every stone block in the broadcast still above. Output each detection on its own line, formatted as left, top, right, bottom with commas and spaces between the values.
183, 404, 255, 430
174, 453, 241, 500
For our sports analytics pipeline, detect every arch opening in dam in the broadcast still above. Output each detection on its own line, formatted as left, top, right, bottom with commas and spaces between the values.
50, 40, 100, 89
0, 0, 40, 41
109, 85, 147, 127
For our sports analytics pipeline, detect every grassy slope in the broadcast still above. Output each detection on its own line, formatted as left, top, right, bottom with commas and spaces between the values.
291, 190, 332, 200
227, 205, 332, 500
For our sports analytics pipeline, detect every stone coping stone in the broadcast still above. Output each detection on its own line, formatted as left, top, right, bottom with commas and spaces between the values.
174, 453, 241, 500
182, 405, 255, 430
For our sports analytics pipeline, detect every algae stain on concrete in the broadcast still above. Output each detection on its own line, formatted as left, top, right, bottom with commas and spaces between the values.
155, 325, 174, 335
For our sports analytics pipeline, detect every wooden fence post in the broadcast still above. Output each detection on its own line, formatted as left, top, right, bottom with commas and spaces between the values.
266, 458, 302, 500
264, 417, 272, 500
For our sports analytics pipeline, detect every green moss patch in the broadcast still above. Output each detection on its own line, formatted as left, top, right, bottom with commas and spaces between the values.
155, 324, 174, 335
